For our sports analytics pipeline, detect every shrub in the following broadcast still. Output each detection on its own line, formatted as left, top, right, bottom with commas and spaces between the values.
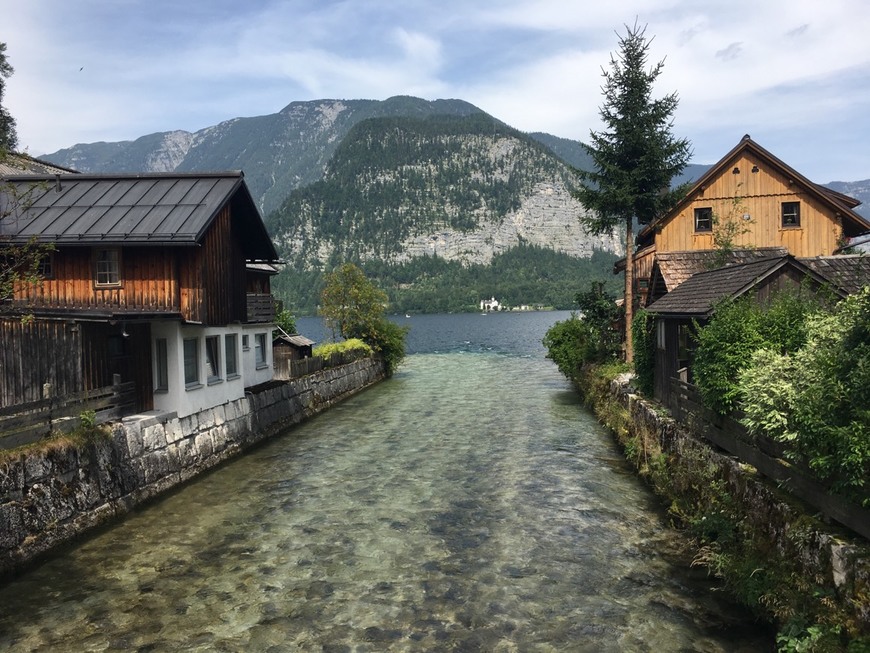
542, 314, 596, 379
313, 338, 372, 358
632, 308, 655, 396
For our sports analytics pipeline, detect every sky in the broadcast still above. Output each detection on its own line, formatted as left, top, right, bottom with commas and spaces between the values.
4, 0, 870, 182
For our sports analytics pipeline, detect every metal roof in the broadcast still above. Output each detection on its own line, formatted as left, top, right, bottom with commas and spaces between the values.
0, 172, 279, 261
0, 153, 79, 176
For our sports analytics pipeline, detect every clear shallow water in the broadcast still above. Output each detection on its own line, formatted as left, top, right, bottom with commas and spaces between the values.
0, 313, 771, 651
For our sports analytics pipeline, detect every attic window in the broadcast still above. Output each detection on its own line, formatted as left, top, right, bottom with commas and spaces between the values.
781, 201, 801, 228
94, 248, 121, 287
694, 207, 713, 232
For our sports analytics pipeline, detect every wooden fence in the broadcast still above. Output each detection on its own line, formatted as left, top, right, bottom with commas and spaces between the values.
275, 350, 370, 380
0, 376, 136, 451
668, 378, 870, 541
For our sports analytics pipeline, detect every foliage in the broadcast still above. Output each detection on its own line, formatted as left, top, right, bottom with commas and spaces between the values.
319, 263, 409, 376
542, 283, 623, 378
574, 281, 623, 361
542, 314, 596, 378
708, 187, 753, 269
741, 289, 870, 503
273, 308, 297, 337
693, 291, 823, 415
274, 245, 620, 315
0, 41, 17, 152
573, 22, 691, 362
574, 23, 691, 233
632, 308, 655, 396
312, 338, 372, 358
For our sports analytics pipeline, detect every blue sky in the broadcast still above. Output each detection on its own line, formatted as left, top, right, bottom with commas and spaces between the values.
5, 0, 870, 182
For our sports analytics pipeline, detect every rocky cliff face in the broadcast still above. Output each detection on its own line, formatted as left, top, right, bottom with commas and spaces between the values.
393, 181, 620, 264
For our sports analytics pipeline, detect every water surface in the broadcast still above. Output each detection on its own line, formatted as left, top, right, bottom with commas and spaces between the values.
0, 312, 770, 651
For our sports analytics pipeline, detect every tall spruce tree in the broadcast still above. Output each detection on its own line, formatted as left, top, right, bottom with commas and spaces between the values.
575, 23, 690, 363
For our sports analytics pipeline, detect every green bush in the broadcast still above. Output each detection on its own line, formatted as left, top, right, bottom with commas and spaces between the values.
632, 308, 655, 396
313, 338, 372, 358
694, 291, 823, 415
542, 314, 596, 379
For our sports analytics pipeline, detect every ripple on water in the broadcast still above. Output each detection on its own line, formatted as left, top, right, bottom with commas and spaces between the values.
0, 353, 771, 651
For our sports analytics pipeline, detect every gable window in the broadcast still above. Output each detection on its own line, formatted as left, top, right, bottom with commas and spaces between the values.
155, 338, 169, 392
694, 207, 713, 232
205, 335, 221, 384
781, 201, 801, 227
183, 337, 200, 388
94, 248, 121, 287
225, 334, 239, 378
254, 332, 268, 369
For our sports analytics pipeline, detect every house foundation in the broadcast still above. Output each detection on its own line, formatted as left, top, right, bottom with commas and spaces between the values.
0, 357, 386, 577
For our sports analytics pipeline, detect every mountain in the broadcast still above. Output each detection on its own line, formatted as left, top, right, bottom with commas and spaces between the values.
44, 96, 485, 216
267, 113, 622, 312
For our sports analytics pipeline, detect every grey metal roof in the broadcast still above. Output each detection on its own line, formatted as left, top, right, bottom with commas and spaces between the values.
646, 255, 836, 317
0, 172, 279, 261
0, 153, 79, 176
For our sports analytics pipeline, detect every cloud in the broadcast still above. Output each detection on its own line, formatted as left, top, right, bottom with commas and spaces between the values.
4, 0, 870, 180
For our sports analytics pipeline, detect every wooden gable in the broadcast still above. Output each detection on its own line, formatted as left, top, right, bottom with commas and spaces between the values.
644, 136, 870, 258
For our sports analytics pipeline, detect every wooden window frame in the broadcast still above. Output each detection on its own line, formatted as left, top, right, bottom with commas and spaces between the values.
155, 338, 169, 393
183, 337, 201, 389
694, 207, 713, 232
781, 201, 801, 228
225, 334, 239, 379
205, 335, 222, 384
94, 248, 122, 288
254, 332, 268, 369
37, 252, 55, 280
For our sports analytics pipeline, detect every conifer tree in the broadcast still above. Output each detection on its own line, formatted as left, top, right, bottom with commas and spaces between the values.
0, 41, 18, 153
575, 23, 691, 363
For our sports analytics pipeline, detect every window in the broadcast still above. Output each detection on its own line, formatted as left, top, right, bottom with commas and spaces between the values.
205, 335, 221, 383
781, 201, 801, 227
155, 338, 169, 392
37, 253, 54, 279
94, 249, 121, 286
242, 334, 250, 351
225, 334, 238, 378
254, 333, 267, 368
183, 337, 200, 387
694, 207, 713, 232
656, 320, 666, 350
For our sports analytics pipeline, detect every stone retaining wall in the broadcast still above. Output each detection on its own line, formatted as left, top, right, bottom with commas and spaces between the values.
0, 357, 386, 577
609, 377, 870, 632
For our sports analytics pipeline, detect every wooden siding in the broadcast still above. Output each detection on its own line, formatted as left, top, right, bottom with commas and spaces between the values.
179, 206, 247, 325
0, 319, 82, 406
657, 151, 844, 257
12, 246, 180, 314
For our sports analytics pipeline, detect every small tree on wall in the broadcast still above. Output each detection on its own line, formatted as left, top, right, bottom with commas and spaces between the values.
575, 23, 691, 363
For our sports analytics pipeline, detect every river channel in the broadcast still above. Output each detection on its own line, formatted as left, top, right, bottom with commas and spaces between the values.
0, 312, 771, 651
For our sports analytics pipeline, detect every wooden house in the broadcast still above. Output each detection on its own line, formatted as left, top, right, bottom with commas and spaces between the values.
619, 135, 870, 306
645, 255, 846, 405
0, 172, 281, 418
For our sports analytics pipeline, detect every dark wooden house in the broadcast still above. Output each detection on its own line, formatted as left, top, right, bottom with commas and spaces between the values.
0, 172, 280, 417
645, 255, 844, 406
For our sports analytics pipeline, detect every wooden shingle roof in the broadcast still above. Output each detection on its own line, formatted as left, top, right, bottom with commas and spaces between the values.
800, 255, 870, 295
646, 255, 840, 317
0, 171, 278, 261
653, 247, 788, 293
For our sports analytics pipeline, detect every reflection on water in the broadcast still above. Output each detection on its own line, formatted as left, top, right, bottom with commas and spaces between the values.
0, 344, 770, 650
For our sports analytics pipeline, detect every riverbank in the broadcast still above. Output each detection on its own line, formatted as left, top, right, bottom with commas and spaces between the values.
0, 357, 386, 577
574, 363, 870, 649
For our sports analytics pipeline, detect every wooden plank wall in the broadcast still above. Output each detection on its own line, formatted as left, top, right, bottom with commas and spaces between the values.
13, 246, 179, 313
657, 151, 843, 257
0, 319, 82, 407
